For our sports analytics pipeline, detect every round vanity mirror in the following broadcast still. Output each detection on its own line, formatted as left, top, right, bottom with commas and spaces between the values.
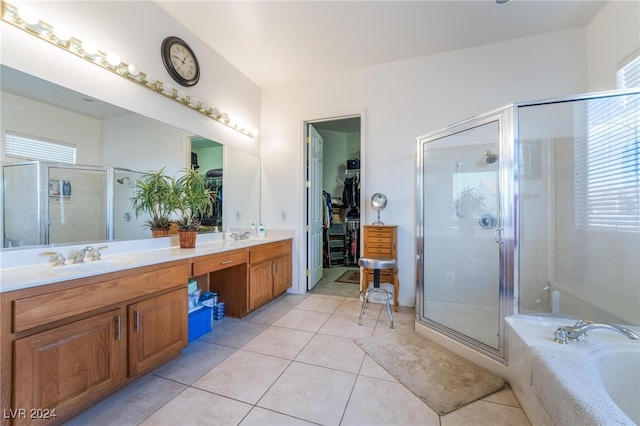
371, 193, 387, 225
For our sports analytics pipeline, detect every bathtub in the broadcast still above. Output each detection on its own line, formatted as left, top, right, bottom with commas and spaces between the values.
506, 315, 639, 426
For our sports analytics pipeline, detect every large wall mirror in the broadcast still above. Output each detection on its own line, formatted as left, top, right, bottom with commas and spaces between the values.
0, 65, 261, 250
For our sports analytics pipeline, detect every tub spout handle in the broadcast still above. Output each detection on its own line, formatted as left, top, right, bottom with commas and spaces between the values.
554, 321, 639, 344
554, 327, 569, 344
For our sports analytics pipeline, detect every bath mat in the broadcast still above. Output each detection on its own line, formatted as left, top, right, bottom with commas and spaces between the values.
335, 270, 360, 284
355, 331, 504, 415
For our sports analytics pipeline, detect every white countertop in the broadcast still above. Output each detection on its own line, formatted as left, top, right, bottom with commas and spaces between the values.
0, 230, 293, 293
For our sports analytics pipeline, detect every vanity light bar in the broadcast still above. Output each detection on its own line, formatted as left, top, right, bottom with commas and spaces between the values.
1, 2, 259, 138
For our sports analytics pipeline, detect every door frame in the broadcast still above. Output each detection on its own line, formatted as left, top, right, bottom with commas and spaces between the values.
301, 110, 366, 294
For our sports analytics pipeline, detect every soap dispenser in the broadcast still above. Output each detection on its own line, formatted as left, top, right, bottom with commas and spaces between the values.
257, 224, 266, 238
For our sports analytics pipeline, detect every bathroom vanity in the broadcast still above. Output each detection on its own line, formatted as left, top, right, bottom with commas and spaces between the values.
0, 235, 292, 425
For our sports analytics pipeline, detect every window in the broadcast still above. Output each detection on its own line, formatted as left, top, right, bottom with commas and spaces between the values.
4, 132, 76, 164
617, 51, 640, 89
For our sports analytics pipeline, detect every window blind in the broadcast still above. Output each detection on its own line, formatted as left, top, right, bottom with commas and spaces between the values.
4, 132, 76, 164
575, 94, 639, 233
617, 54, 640, 89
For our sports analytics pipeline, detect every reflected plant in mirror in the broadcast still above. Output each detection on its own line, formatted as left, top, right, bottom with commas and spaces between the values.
130, 168, 177, 237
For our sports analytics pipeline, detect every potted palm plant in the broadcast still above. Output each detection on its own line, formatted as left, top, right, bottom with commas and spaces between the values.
173, 167, 214, 248
131, 168, 177, 237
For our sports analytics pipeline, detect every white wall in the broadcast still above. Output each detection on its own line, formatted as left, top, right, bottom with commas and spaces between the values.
587, 0, 640, 91
101, 114, 187, 177
1, 92, 102, 165
261, 28, 589, 306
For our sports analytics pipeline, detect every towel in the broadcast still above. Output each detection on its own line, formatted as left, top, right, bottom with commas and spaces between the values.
530, 353, 635, 426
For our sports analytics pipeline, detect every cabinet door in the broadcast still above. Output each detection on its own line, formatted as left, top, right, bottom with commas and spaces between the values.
273, 254, 292, 296
249, 261, 273, 311
128, 289, 187, 377
13, 309, 124, 422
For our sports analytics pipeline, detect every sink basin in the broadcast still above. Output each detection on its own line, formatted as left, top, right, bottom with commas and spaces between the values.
43, 259, 138, 277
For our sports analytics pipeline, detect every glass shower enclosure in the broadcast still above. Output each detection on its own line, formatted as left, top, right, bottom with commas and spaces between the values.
417, 89, 639, 361
3, 161, 111, 247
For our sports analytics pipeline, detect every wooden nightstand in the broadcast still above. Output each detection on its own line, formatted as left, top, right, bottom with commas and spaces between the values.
361, 225, 399, 311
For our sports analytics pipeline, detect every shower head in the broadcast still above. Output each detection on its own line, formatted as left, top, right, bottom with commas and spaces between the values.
484, 151, 499, 164
116, 177, 130, 184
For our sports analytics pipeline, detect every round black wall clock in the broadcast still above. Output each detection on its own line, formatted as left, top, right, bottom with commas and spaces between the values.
161, 36, 200, 87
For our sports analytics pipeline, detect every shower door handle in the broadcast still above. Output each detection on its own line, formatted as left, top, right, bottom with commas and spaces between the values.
494, 227, 504, 244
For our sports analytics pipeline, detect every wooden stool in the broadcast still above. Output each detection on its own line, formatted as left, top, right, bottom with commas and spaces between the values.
358, 257, 396, 329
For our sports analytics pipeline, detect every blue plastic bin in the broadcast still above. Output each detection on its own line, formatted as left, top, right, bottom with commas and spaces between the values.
188, 306, 212, 342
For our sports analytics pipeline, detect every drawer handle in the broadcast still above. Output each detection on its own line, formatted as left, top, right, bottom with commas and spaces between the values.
220, 260, 234, 265
116, 315, 121, 341
135, 310, 140, 333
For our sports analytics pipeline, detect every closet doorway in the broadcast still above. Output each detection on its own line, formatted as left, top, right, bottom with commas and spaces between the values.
305, 115, 362, 293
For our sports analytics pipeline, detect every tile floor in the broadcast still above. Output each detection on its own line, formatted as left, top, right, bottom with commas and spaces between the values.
67, 293, 531, 426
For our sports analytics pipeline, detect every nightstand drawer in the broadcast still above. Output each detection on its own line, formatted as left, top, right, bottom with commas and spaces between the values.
365, 247, 393, 256
365, 229, 392, 239
367, 237, 391, 245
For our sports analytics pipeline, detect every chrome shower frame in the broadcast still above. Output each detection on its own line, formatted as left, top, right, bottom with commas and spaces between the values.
416, 88, 640, 363
416, 106, 516, 362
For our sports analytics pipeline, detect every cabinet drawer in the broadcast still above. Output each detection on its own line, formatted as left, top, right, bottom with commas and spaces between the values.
192, 249, 248, 276
366, 238, 391, 246
13, 262, 189, 333
364, 247, 393, 256
250, 240, 291, 264
365, 229, 392, 239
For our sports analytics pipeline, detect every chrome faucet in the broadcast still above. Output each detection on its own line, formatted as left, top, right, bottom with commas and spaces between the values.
229, 231, 252, 241
43, 251, 66, 266
554, 320, 639, 344
73, 246, 95, 263
92, 246, 108, 261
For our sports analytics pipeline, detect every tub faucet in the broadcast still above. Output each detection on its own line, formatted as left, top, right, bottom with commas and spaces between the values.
73, 246, 95, 264
554, 320, 639, 344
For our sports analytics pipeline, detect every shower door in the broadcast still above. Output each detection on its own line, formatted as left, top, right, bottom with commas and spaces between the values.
418, 114, 508, 355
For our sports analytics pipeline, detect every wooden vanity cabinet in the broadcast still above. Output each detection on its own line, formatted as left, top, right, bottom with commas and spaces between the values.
128, 288, 187, 377
12, 309, 125, 425
249, 240, 292, 311
190, 249, 249, 318
1, 261, 189, 426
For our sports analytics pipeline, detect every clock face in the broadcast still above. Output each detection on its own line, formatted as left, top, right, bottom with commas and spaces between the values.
161, 37, 200, 87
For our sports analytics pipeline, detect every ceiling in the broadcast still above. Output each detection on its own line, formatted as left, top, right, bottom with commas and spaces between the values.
157, 0, 608, 88
1, 66, 131, 119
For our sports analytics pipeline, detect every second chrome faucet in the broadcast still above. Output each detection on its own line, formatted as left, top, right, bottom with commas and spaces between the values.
554, 319, 639, 344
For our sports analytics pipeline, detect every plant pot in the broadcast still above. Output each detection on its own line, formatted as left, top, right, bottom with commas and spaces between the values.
178, 230, 197, 248
151, 228, 170, 238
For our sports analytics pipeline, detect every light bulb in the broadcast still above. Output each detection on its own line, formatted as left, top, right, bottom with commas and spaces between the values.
82, 40, 98, 57
106, 52, 121, 67
162, 82, 174, 95
53, 25, 71, 42
127, 64, 140, 77
176, 90, 186, 100
251, 128, 260, 137
145, 73, 157, 84
18, 6, 39, 25
220, 112, 229, 123
211, 108, 220, 118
